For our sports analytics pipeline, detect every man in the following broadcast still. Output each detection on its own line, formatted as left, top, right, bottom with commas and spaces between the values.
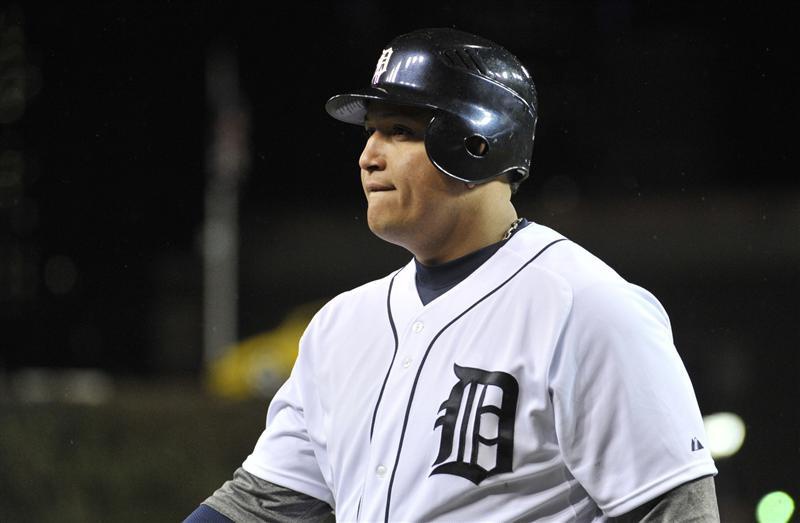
186, 28, 719, 522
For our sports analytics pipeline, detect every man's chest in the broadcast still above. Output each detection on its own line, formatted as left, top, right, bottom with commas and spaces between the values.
311, 274, 572, 520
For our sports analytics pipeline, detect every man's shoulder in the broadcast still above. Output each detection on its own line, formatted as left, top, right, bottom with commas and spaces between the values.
509, 221, 625, 292
308, 261, 413, 325
511, 222, 671, 327
338, 262, 412, 301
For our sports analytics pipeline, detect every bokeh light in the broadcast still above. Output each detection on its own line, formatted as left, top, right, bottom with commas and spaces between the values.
756, 491, 795, 523
702, 412, 746, 459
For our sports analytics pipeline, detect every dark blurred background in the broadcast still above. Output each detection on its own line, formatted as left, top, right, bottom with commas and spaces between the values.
1, 1, 797, 522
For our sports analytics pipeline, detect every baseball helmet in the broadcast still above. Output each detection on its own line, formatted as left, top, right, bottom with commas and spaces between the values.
325, 28, 538, 185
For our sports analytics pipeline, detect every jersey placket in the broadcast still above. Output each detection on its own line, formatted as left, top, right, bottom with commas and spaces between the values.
358, 273, 431, 522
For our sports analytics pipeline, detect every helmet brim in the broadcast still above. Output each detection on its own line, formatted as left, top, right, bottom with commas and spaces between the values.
325, 87, 437, 126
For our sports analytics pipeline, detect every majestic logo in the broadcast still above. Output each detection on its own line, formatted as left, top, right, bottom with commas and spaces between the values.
431, 363, 519, 485
372, 47, 393, 85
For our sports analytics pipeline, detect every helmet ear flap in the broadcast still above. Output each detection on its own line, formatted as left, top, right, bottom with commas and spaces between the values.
425, 112, 524, 184
425, 113, 486, 183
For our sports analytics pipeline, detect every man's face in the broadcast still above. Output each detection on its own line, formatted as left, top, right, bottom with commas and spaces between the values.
359, 102, 468, 248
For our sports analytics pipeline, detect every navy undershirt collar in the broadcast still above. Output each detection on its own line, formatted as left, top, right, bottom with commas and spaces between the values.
414, 218, 530, 306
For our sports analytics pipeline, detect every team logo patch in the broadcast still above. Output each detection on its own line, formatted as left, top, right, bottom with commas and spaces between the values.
372, 47, 393, 85
431, 363, 519, 485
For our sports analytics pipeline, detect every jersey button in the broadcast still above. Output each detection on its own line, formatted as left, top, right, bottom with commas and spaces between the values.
402, 356, 412, 368
376, 465, 387, 478
412, 321, 424, 333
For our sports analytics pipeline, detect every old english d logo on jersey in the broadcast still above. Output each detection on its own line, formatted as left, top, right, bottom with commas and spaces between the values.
372, 47, 393, 85
431, 363, 519, 485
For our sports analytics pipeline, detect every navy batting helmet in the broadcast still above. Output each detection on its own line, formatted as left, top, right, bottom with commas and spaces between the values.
325, 28, 538, 185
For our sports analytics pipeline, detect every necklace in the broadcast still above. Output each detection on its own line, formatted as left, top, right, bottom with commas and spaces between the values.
503, 217, 525, 240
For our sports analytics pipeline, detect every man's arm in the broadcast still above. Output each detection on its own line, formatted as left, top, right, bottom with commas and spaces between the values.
549, 281, 718, 516
184, 467, 334, 523
610, 475, 719, 522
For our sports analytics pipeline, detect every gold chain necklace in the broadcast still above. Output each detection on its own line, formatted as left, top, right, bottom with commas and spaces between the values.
502, 217, 524, 241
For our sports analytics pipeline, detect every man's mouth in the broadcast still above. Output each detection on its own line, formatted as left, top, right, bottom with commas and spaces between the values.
366, 182, 395, 193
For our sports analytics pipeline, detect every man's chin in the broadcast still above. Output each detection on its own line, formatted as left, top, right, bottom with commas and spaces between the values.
366, 216, 407, 247
366, 218, 393, 240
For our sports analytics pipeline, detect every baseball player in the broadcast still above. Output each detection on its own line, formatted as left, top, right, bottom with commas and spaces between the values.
186, 28, 719, 522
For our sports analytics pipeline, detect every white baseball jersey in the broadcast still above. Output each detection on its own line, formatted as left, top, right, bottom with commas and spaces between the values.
242, 221, 717, 522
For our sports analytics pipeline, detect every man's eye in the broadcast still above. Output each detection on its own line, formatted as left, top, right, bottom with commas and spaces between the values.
392, 125, 413, 136
362, 125, 416, 139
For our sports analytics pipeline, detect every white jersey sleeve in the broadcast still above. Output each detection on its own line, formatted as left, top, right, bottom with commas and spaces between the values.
548, 280, 717, 517
242, 318, 335, 507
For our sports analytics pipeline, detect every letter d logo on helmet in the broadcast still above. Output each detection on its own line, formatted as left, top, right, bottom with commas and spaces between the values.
325, 28, 539, 185
372, 48, 393, 85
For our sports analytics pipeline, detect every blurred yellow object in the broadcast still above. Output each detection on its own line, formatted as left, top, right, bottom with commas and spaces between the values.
205, 300, 325, 399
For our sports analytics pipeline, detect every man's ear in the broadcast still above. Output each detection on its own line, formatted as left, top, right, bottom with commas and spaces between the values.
465, 182, 477, 189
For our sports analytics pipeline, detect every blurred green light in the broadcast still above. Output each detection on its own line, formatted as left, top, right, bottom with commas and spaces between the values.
703, 412, 746, 459
756, 491, 795, 523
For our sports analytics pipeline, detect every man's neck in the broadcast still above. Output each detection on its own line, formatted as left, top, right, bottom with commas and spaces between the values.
413, 204, 518, 265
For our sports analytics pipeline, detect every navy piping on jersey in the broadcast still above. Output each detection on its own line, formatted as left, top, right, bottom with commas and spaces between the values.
382, 236, 568, 522
358, 269, 403, 521
414, 219, 531, 305
369, 270, 402, 442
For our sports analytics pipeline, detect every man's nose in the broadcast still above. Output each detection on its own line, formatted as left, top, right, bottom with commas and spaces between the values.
359, 133, 387, 173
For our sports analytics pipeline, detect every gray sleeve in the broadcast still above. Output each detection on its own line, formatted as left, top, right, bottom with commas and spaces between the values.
202, 467, 335, 523
609, 475, 720, 522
